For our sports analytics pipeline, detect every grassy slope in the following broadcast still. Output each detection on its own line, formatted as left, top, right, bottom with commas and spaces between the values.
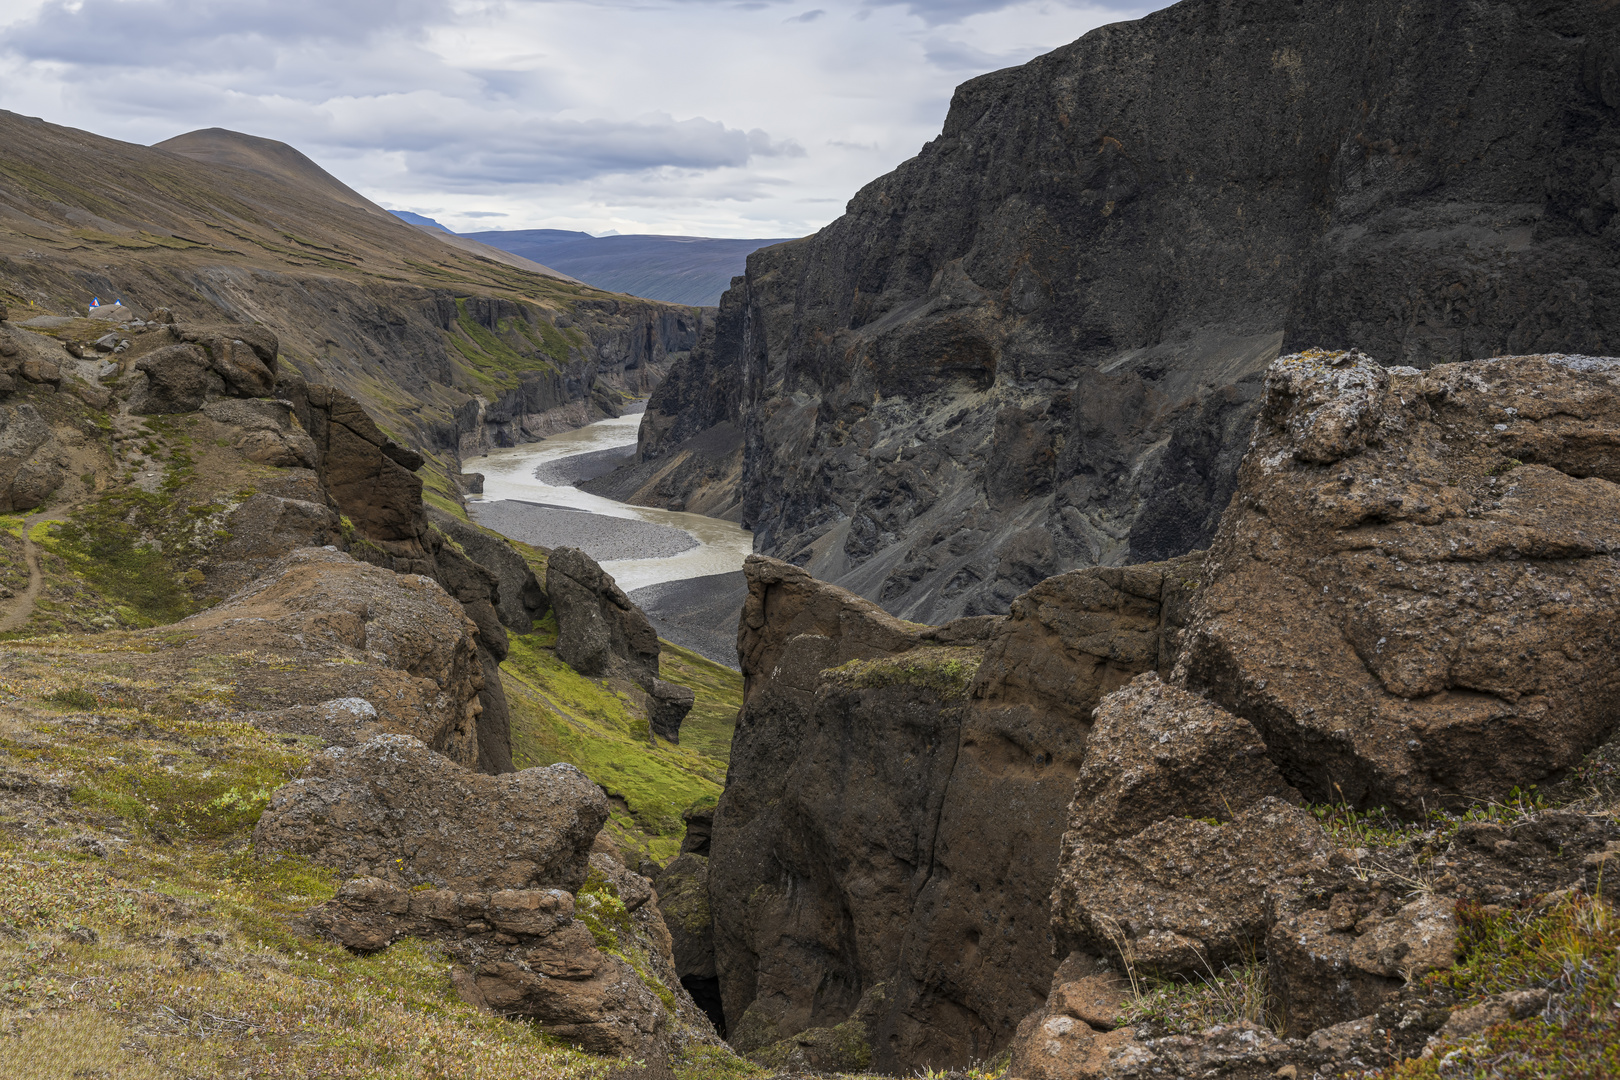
502, 621, 739, 866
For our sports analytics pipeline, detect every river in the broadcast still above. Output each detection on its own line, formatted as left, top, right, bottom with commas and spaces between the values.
465, 410, 754, 593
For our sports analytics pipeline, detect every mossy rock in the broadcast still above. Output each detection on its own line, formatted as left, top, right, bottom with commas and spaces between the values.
824, 644, 984, 698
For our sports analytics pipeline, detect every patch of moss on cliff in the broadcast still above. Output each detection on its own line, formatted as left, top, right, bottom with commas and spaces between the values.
499, 633, 737, 863
825, 645, 984, 698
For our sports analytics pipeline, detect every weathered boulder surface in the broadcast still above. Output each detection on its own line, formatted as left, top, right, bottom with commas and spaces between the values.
0, 402, 66, 511
619, 0, 1619, 625
1004, 953, 1134, 1080
1180, 351, 1620, 811
175, 547, 486, 764
300, 830, 718, 1059
203, 398, 317, 469
709, 554, 1198, 1071
254, 733, 606, 892
131, 343, 210, 414
1051, 674, 1330, 976
546, 546, 661, 683
1265, 887, 1456, 1037
169, 322, 279, 397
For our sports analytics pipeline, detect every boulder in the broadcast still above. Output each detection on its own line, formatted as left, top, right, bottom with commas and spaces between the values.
203, 398, 317, 468
20, 358, 60, 385
304, 850, 711, 1060
1005, 952, 1135, 1080
0, 403, 65, 512
175, 548, 486, 763
1265, 883, 1457, 1035
647, 678, 694, 742
1052, 674, 1331, 976
254, 733, 607, 892
132, 343, 210, 414
202, 492, 342, 598
546, 547, 660, 683
1182, 352, 1620, 811
170, 322, 278, 397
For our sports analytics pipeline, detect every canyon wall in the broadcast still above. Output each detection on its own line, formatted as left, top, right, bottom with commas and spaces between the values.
614, 0, 1620, 622
699, 347, 1620, 1074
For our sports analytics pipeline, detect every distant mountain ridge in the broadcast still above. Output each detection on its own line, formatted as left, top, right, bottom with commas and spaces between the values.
464, 228, 797, 307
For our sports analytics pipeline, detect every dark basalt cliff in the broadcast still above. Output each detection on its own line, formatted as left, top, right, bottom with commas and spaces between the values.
613, 0, 1620, 622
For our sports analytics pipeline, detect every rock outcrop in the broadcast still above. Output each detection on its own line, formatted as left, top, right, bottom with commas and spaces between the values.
546, 547, 661, 683
1180, 352, 1620, 811
1050, 674, 1330, 977
261, 745, 720, 1060
255, 733, 606, 892
613, 0, 1619, 624
0, 402, 67, 512
706, 553, 1199, 1071
544, 546, 695, 740
176, 548, 487, 764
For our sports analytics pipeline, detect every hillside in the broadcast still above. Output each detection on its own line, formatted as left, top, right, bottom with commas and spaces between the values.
0, 112, 704, 508
600, 0, 1620, 624
465, 229, 797, 307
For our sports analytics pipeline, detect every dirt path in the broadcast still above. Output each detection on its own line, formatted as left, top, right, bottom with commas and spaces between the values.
0, 510, 60, 633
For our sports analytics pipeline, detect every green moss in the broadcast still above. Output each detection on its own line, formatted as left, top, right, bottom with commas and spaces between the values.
500, 633, 735, 863
825, 645, 983, 697
673, 1044, 767, 1080
576, 869, 679, 1014
1377, 895, 1620, 1079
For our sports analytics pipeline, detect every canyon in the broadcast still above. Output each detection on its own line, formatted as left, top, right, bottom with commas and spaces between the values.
0, 0, 1616, 1078
600, 0, 1620, 623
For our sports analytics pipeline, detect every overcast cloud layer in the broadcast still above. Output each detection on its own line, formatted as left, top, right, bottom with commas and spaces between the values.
0, 0, 1160, 238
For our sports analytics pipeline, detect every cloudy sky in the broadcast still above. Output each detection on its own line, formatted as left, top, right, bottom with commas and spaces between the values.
0, 0, 1163, 238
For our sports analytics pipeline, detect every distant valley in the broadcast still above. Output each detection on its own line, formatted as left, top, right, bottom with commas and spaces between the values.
395, 212, 794, 307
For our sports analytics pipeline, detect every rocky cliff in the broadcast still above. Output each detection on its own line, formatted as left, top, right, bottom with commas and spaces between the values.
688, 348, 1620, 1076
606, 0, 1620, 622
703, 552, 1199, 1072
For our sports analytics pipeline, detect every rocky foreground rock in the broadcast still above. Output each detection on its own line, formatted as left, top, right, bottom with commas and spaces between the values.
254, 733, 719, 1059
688, 350, 1620, 1076
1182, 351, 1620, 811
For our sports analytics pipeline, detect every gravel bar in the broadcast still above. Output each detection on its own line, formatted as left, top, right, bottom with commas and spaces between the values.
470, 500, 698, 562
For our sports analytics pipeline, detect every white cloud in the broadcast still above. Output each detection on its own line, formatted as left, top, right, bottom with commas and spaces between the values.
0, 0, 1164, 237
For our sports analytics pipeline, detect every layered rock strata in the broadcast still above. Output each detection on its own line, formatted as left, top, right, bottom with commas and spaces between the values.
608, 0, 1619, 623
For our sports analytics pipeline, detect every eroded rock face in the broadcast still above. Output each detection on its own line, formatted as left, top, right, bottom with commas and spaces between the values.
710, 554, 1199, 1071
1181, 352, 1620, 811
176, 547, 486, 764
1052, 674, 1330, 976
0, 403, 65, 511
131, 343, 210, 414
546, 546, 660, 684
170, 323, 279, 397
254, 733, 606, 892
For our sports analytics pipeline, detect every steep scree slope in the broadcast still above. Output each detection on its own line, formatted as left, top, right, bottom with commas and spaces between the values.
615, 0, 1620, 623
